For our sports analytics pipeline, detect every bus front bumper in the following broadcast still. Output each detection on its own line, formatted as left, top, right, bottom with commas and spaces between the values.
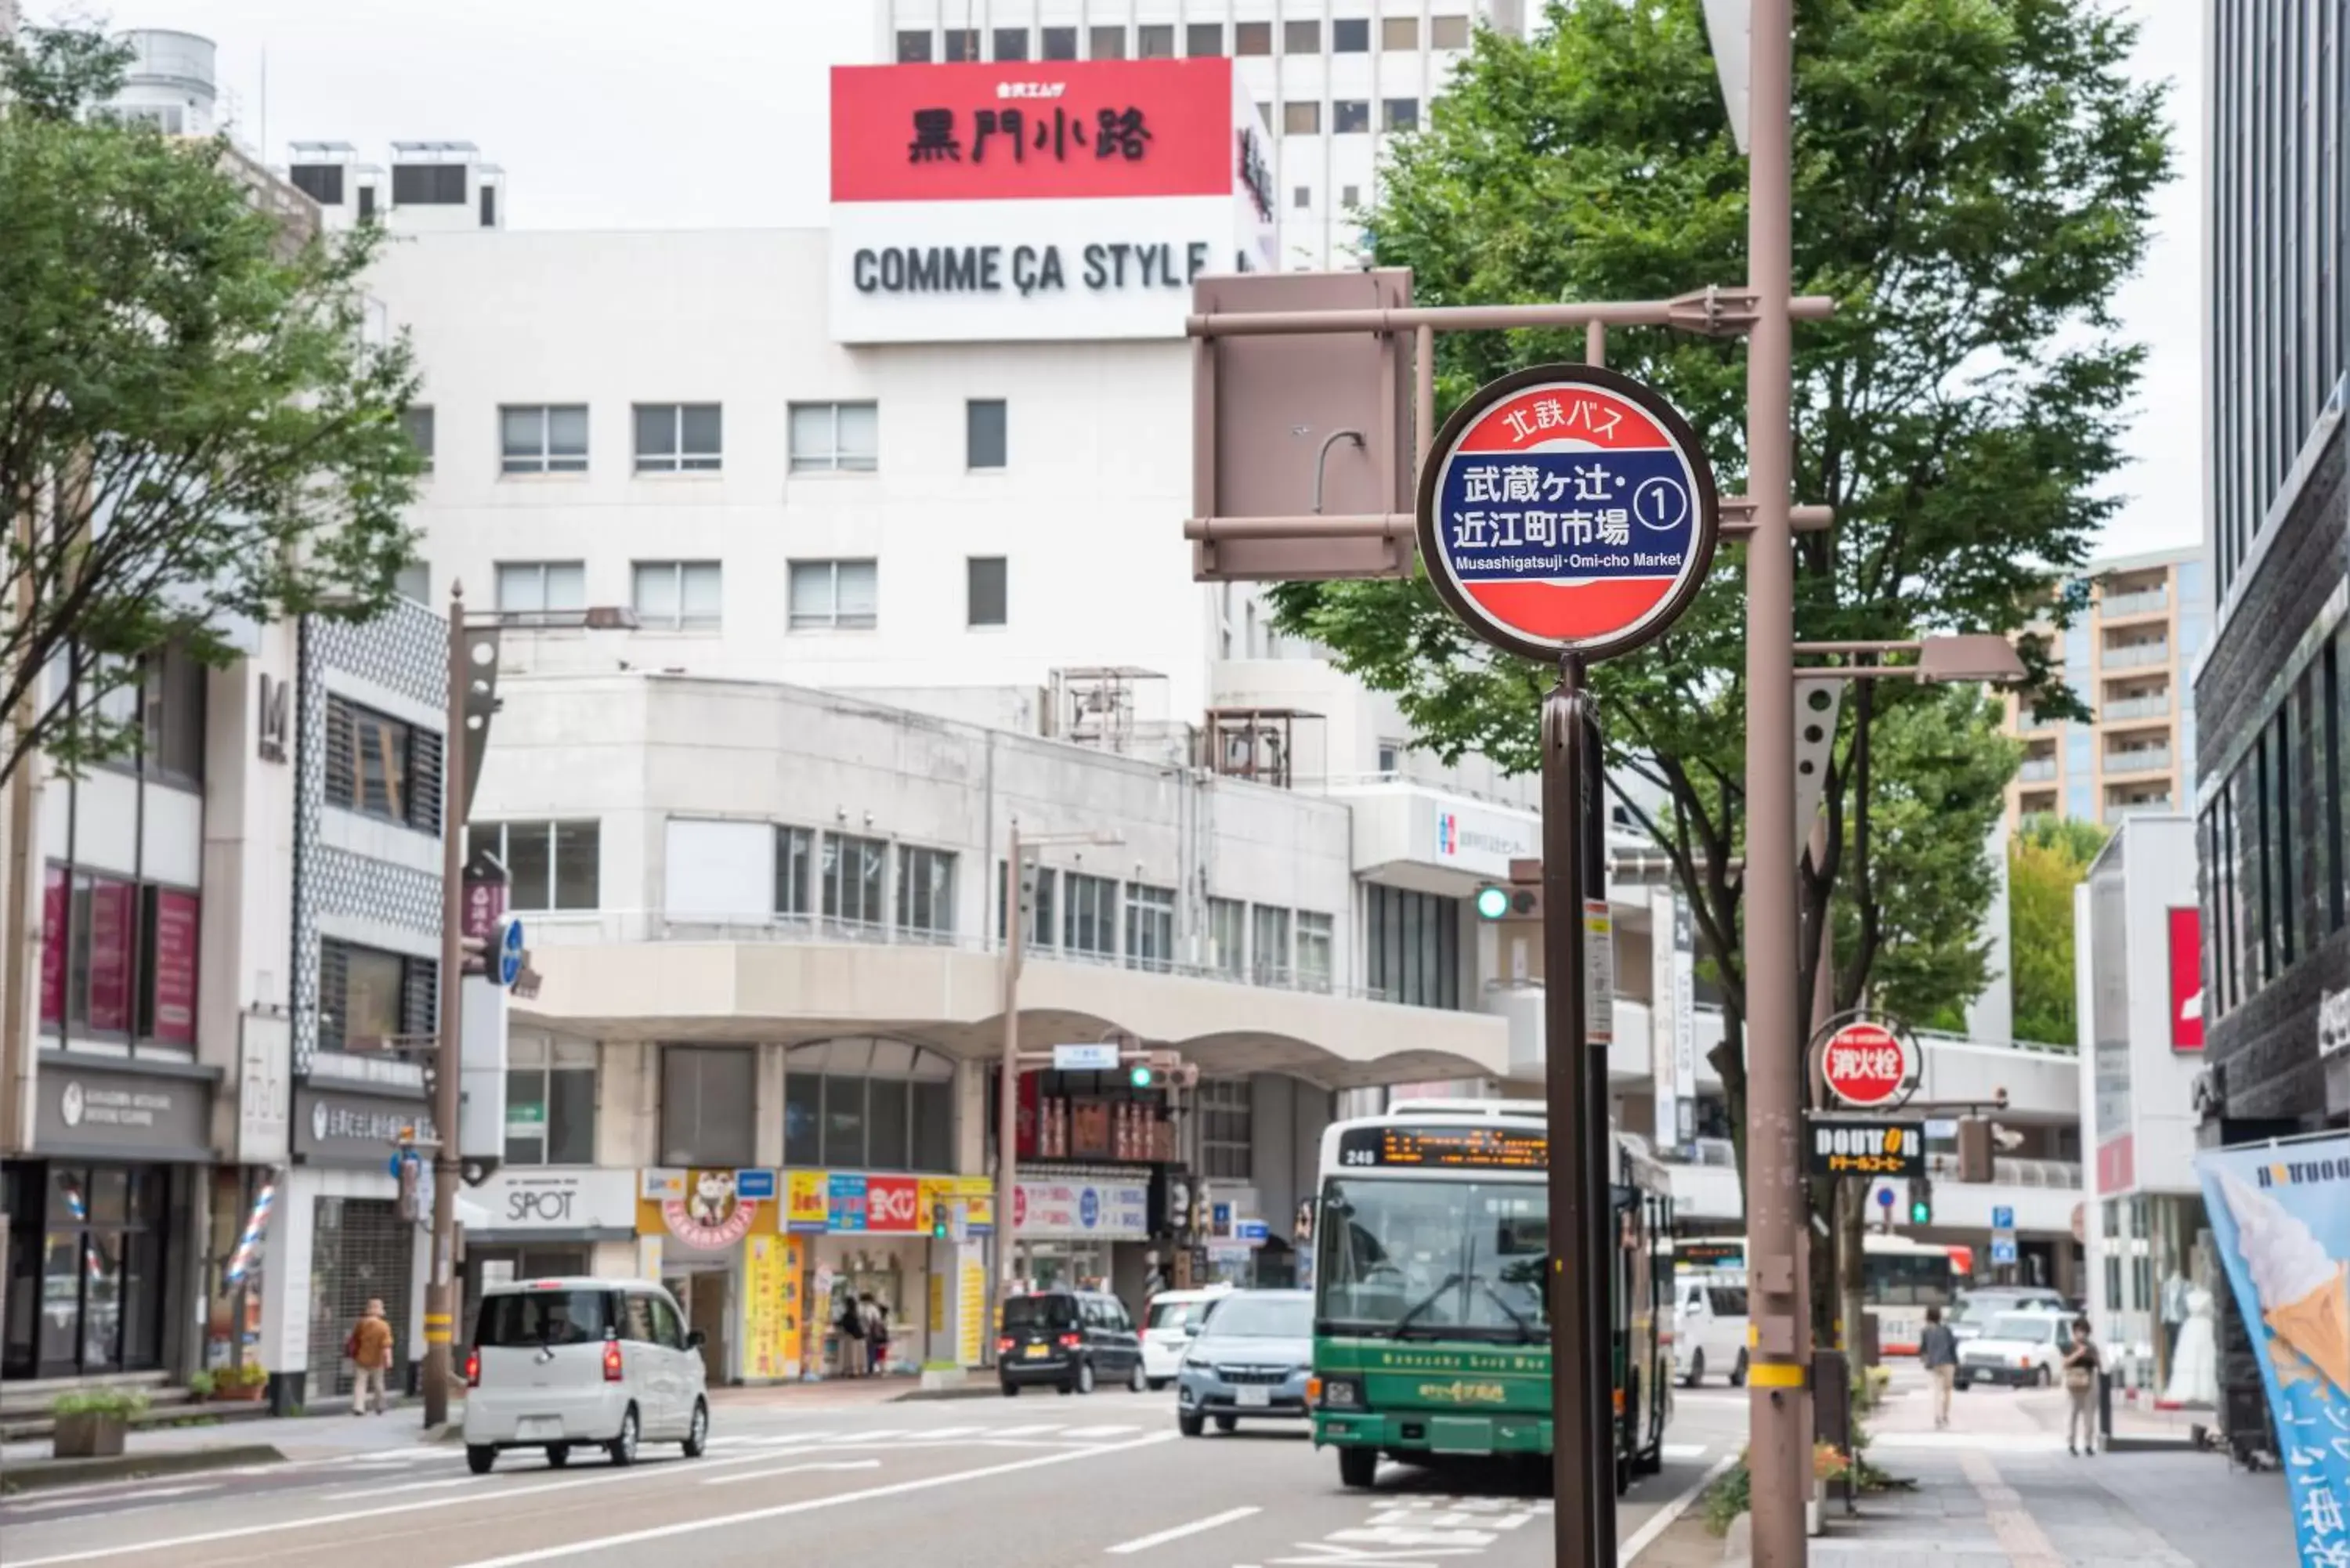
1313, 1410, 1551, 1456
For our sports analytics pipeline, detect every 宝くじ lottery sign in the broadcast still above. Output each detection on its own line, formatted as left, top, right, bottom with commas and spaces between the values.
1417, 364, 1720, 663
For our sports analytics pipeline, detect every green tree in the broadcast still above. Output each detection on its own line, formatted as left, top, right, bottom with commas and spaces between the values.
0, 23, 421, 781
2008, 816, 2110, 1044
1269, 0, 2167, 1171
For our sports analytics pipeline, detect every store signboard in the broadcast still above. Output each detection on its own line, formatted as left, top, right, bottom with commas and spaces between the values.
1013, 1177, 1148, 1240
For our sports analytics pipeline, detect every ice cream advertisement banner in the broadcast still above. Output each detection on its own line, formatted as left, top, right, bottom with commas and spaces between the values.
2198, 1137, 2350, 1566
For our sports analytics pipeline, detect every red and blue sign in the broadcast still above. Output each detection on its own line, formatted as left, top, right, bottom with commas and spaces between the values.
1417, 364, 1719, 663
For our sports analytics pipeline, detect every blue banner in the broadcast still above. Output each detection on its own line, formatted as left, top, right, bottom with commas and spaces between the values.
2197, 1136, 2350, 1566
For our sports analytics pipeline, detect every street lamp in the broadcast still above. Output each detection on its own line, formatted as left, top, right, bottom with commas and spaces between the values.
423, 584, 637, 1429
996, 822, 1123, 1310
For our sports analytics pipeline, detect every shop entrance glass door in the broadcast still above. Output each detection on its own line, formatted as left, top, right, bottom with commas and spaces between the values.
21, 1165, 168, 1378
664, 1270, 728, 1385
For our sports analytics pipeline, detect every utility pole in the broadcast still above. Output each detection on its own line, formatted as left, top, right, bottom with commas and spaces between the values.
423, 583, 468, 1428
996, 822, 1025, 1306
1742, 0, 1808, 1558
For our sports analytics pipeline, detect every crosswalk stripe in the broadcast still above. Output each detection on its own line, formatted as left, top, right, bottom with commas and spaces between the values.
1058, 1425, 1137, 1438
908, 1426, 980, 1440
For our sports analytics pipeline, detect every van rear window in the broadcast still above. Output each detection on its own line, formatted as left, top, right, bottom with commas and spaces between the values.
1003, 1295, 1079, 1329
476, 1289, 614, 1347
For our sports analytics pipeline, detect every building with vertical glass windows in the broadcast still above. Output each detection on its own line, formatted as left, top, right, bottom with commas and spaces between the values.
2190, 0, 2348, 1461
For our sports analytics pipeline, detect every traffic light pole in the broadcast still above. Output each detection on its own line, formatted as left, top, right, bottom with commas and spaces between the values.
424, 586, 467, 1429
1543, 655, 1613, 1568
997, 822, 1025, 1310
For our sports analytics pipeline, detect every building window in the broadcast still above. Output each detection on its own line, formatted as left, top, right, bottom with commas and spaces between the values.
631, 560, 722, 630
1236, 21, 1272, 55
1285, 19, 1322, 52
1043, 25, 1078, 60
1366, 885, 1462, 1009
1284, 101, 1321, 135
395, 562, 428, 603
967, 556, 1008, 627
505, 1038, 597, 1165
479, 184, 497, 227
1186, 22, 1223, 56
1138, 23, 1175, 58
895, 29, 931, 62
1199, 1077, 1253, 1180
1432, 14, 1471, 49
498, 404, 588, 475
992, 27, 1029, 61
822, 833, 888, 933
1293, 185, 1312, 209
776, 825, 815, 919
788, 558, 878, 630
1383, 98, 1419, 132
1064, 873, 1119, 959
943, 28, 979, 62
898, 846, 958, 941
317, 938, 436, 1054
1296, 911, 1333, 993
784, 1039, 955, 1173
289, 162, 345, 205
659, 1046, 756, 1168
400, 406, 434, 473
1125, 884, 1177, 971
473, 821, 599, 912
324, 695, 442, 834
967, 399, 1007, 469
494, 561, 585, 616
1090, 24, 1126, 59
39, 871, 201, 1046
1206, 897, 1246, 980
999, 861, 1058, 950
1332, 17, 1371, 52
1342, 183, 1361, 208
632, 403, 722, 474
392, 162, 465, 204
1383, 16, 1420, 49
135, 645, 206, 787
1251, 905, 1292, 985
1334, 100, 1372, 134
788, 401, 878, 472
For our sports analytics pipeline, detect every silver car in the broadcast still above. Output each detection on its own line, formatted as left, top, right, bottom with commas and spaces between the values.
1176, 1288, 1314, 1436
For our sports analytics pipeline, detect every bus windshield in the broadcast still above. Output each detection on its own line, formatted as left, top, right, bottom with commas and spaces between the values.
1317, 1177, 1548, 1342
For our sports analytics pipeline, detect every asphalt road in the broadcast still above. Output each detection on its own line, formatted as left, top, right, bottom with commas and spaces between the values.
0, 1386, 1751, 1568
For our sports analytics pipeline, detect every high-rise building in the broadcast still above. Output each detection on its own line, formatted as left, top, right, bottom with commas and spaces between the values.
2003, 544, 2210, 830
870, 2, 1530, 269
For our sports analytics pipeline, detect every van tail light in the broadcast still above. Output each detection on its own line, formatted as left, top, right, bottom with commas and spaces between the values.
1058, 1333, 1083, 1350
603, 1340, 624, 1382
996, 1336, 1015, 1354
465, 1348, 481, 1388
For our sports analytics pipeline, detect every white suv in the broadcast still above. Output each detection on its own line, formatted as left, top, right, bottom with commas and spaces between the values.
462, 1277, 710, 1474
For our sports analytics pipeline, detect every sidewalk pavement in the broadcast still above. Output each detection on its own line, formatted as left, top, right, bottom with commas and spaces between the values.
1635, 1366, 2298, 1566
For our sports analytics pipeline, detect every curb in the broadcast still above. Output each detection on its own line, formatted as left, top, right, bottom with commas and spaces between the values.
889, 1383, 1005, 1403
0, 1442, 284, 1495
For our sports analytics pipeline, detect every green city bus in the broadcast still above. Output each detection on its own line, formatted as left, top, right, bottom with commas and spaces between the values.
1308, 1100, 1675, 1490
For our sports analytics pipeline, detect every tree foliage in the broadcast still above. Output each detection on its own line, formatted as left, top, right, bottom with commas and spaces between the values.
1268, 0, 2169, 1147
2008, 815, 2110, 1045
0, 23, 421, 780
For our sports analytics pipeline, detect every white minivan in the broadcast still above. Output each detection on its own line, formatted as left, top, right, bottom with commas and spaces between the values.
463, 1277, 710, 1474
1141, 1284, 1234, 1389
1674, 1275, 1751, 1387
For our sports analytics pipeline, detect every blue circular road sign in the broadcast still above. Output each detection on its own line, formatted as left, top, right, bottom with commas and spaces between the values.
497, 916, 526, 988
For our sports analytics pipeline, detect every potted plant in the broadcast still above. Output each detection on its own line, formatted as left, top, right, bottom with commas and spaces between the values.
51, 1387, 149, 1458
222, 1361, 269, 1403
185, 1371, 216, 1401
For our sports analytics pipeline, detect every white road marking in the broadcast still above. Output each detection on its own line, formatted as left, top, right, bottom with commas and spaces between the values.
1661, 1443, 1709, 1461
319, 1475, 490, 1501
1059, 1424, 1139, 1438
444, 1433, 1180, 1568
905, 1425, 980, 1440
699, 1459, 882, 1487
1106, 1506, 1261, 1555
1617, 1453, 1737, 1566
2, 1486, 218, 1514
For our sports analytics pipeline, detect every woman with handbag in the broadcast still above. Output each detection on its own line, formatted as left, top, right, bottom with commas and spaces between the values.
2062, 1317, 2102, 1455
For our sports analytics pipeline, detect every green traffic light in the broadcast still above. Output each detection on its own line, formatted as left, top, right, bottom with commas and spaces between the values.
1909, 1201, 1931, 1223
1130, 1064, 1152, 1089
1475, 886, 1512, 920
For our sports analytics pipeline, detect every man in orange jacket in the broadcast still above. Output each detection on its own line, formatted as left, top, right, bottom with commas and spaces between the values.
346, 1299, 395, 1416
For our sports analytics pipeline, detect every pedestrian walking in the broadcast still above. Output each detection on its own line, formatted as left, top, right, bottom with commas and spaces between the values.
837, 1291, 866, 1377
345, 1298, 395, 1417
862, 1292, 891, 1377
2063, 1317, 2101, 1455
1918, 1304, 1960, 1429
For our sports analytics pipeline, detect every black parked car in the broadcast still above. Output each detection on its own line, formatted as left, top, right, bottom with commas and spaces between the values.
997, 1289, 1145, 1396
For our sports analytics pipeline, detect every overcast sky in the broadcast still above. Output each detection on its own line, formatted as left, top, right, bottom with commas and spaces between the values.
96, 0, 2203, 557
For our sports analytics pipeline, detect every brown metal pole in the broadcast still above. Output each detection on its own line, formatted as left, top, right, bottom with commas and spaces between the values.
1743, 0, 1807, 1557
997, 823, 1024, 1307
1, 500, 34, 1159
424, 584, 466, 1428
1578, 320, 1618, 1559
1544, 661, 1599, 1568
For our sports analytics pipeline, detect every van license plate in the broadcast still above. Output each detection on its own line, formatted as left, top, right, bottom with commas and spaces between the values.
1024, 1345, 1048, 1359
1237, 1386, 1272, 1407
516, 1418, 562, 1441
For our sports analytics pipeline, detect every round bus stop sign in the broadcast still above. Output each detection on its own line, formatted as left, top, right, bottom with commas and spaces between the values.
1417, 363, 1721, 663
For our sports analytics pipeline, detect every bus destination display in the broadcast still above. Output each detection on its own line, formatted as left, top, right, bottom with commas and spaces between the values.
1336, 1124, 1549, 1171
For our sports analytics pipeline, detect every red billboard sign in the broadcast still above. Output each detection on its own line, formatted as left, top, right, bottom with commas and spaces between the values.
864, 1175, 920, 1234
38, 865, 64, 1025
1819, 1020, 1919, 1109
149, 889, 200, 1046
832, 59, 1238, 204
2167, 905, 2205, 1051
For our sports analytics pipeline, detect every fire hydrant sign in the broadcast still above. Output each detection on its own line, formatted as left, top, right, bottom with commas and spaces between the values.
1417, 363, 1720, 664
1817, 1016, 1922, 1109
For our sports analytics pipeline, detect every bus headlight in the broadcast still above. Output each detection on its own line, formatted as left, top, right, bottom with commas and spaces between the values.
1319, 1378, 1361, 1408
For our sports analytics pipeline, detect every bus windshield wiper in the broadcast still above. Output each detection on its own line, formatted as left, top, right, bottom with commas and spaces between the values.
1471, 1277, 1537, 1338
1389, 1273, 1464, 1338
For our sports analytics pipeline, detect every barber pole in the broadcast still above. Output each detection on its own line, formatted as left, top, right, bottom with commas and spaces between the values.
223, 1173, 280, 1285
